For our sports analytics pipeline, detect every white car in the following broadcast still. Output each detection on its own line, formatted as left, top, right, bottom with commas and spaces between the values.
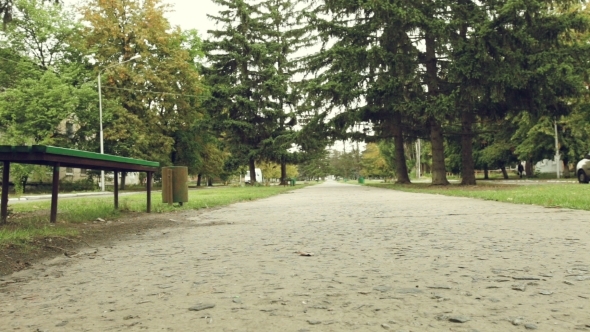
576, 154, 590, 183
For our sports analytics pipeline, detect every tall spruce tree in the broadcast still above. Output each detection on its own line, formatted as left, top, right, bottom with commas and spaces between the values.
305, 0, 423, 184
258, 0, 308, 185
205, 0, 298, 184
205, 0, 264, 184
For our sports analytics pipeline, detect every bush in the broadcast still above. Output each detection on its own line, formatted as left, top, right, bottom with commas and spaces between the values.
59, 178, 98, 192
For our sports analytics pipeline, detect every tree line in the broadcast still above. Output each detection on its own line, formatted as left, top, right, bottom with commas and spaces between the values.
2, 0, 590, 187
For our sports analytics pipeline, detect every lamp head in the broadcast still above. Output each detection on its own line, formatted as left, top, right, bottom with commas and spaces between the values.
130, 54, 142, 60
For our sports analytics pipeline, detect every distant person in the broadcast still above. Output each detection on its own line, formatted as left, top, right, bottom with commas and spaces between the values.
518, 162, 524, 178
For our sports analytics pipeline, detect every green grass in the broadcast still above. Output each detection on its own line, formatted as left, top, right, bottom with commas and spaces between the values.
1, 185, 309, 246
364, 182, 590, 211
0, 223, 78, 246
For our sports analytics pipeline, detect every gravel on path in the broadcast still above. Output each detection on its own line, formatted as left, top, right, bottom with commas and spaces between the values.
1, 181, 590, 331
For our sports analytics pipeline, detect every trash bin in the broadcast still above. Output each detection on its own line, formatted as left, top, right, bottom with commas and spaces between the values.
358, 177, 365, 184
290, 178, 296, 186
161, 166, 189, 205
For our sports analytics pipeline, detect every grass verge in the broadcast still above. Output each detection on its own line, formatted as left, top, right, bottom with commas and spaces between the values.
1, 185, 309, 246
364, 182, 590, 211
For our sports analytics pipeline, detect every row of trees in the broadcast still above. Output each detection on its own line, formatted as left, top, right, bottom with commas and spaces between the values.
304, 0, 590, 185
0, 0, 229, 186
205, 0, 590, 185
0, 0, 320, 187
2, 0, 590, 187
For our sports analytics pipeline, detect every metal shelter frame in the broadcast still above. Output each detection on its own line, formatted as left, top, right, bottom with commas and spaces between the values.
0, 145, 159, 224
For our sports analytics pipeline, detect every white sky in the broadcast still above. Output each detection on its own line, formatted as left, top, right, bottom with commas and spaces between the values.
63, 0, 221, 37
162, 0, 220, 38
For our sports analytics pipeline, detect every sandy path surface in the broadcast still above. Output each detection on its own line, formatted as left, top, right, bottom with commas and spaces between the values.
1, 181, 590, 332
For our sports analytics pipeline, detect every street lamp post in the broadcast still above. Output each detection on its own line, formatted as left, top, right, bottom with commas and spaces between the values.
98, 54, 141, 191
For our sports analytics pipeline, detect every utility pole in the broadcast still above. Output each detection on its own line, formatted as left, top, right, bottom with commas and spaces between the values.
416, 139, 421, 179
554, 120, 560, 179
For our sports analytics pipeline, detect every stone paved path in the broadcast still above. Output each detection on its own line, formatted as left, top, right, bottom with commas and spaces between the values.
1, 181, 590, 331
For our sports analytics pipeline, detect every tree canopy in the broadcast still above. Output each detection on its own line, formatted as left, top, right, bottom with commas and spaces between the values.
2, 0, 590, 188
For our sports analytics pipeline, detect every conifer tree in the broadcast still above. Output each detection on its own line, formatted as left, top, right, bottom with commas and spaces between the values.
205, 0, 304, 184
305, 0, 421, 184
204, 0, 267, 184
258, 0, 310, 184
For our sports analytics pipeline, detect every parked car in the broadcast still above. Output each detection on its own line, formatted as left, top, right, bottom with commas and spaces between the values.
576, 154, 590, 183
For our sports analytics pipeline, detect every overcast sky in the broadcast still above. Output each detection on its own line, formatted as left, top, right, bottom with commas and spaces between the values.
63, 0, 220, 37
162, 0, 220, 38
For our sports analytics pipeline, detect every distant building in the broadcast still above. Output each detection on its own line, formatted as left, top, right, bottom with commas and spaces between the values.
534, 159, 563, 174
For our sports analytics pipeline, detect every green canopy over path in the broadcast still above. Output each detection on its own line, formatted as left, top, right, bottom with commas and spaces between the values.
0, 145, 159, 224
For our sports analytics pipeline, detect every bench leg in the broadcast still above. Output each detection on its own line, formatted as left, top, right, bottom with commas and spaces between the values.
50, 163, 60, 223
147, 172, 152, 213
1, 161, 9, 225
114, 170, 119, 210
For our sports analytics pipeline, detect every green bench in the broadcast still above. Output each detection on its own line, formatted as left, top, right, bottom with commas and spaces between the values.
0, 145, 159, 224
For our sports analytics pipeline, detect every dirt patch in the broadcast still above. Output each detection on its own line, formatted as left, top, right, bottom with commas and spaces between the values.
0, 209, 208, 277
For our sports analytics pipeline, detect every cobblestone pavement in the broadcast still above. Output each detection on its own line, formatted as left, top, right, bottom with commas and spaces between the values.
1, 181, 590, 331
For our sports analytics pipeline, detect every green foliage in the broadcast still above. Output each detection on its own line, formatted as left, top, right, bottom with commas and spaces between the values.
2, 0, 76, 69
10, 164, 32, 195
203, 0, 274, 175
259, 161, 298, 180
80, 0, 207, 165
304, 0, 590, 185
204, 0, 311, 182
298, 149, 332, 180
3, 0, 590, 193
359, 143, 390, 178
0, 71, 77, 144
327, 148, 360, 179
59, 178, 97, 192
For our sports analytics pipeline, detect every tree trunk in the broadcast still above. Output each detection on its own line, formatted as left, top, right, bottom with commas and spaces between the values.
484, 164, 489, 180
280, 160, 287, 185
22, 176, 27, 194
249, 158, 256, 185
562, 160, 570, 178
120, 171, 126, 190
424, 31, 449, 186
460, 111, 476, 185
525, 159, 533, 178
430, 120, 449, 185
197, 173, 202, 187
390, 112, 411, 184
501, 165, 508, 179
207, 177, 213, 187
